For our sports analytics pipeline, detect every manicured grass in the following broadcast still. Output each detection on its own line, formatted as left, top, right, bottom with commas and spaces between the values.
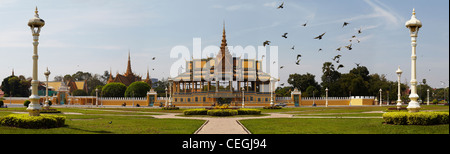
0, 114, 205, 134
240, 118, 449, 134
0, 108, 205, 134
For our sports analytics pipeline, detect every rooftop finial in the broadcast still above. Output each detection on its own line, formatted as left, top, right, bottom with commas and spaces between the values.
412, 8, 416, 15
35, 6, 38, 15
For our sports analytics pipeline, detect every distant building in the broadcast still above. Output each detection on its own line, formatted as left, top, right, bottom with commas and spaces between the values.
107, 52, 152, 87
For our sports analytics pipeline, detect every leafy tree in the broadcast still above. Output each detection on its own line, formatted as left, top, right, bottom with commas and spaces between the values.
1, 75, 31, 97
287, 73, 320, 93
275, 86, 293, 97
125, 82, 151, 97
321, 62, 341, 96
102, 82, 127, 97
304, 86, 319, 97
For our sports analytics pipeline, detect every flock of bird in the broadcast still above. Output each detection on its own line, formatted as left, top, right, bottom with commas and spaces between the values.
264, 2, 366, 71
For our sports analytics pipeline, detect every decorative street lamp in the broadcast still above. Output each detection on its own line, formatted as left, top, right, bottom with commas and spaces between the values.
241, 87, 245, 108
379, 88, 382, 106
427, 89, 430, 105
27, 7, 45, 116
165, 87, 168, 107
168, 77, 173, 106
43, 67, 50, 110
396, 66, 403, 109
95, 88, 99, 107
325, 87, 328, 107
405, 8, 422, 112
270, 77, 276, 107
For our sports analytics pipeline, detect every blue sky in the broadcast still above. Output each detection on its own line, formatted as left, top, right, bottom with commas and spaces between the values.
0, 0, 448, 88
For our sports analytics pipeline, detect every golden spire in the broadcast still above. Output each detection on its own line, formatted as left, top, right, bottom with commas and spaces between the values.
125, 50, 133, 76
412, 8, 416, 15
220, 21, 227, 57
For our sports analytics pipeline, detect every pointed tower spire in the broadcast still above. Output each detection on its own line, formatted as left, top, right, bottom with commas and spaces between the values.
125, 50, 133, 76
12, 68, 14, 76
107, 67, 114, 83
220, 21, 228, 57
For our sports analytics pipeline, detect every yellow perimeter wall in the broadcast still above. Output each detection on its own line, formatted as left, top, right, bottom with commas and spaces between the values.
2, 97, 374, 107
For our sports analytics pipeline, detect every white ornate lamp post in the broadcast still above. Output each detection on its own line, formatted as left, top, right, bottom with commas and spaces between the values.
43, 67, 50, 110
396, 66, 403, 109
427, 89, 430, 105
270, 77, 276, 107
379, 88, 382, 106
165, 87, 168, 107
405, 9, 422, 112
95, 88, 99, 107
241, 87, 245, 108
27, 7, 45, 116
325, 87, 328, 107
168, 77, 173, 106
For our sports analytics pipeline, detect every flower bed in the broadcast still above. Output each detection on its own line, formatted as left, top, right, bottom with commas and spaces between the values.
183, 108, 261, 116
0, 114, 66, 129
382, 112, 449, 125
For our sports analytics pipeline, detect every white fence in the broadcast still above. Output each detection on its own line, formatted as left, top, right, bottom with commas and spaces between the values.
98, 97, 146, 100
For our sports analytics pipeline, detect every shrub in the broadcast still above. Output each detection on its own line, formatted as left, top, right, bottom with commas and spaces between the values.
102, 82, 127, 97
207, 109, 238, 116
162, 107, 179, 110
184, 109, 208, 115
0, 114, 66, 129
263, 106, 282, 109
237, 108, 261, 115
0, 100, 3, 107
125, 81, 151, 97
24, 100, 30, 107
383, 112, 449, 125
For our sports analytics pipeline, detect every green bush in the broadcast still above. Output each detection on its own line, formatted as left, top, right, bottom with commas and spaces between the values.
207, 109, 238, 116
0, 100, 4, 107
125, 81, 151, 97
102, 82, 127, 97
237, 108, 261, 115
263, 106, 282, 109
24, 100, 30, 107
0, 114, 66, 129
184, 109, 208, 115
383, 112, 449, 125
162, 107, 179, 110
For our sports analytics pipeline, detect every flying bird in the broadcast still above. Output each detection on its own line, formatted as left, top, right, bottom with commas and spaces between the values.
280, 66, 284, 69
291, 45, 295, 50
277, 2, 284, 9
301, 21, 308, 27
352, 35, 356, 38
345, 44, 352, 50
355, 63, 361, 67
357, 39, 360, 43
318, 48, 322, 52
152, 57, 156, 60
342, 22, 350, 28
295, 60, 301, 65
296, 54, 302, 60
358, 28, 362, 34
337, 64, 344, 70
282, 33, 288, 39
336, 47, 342, 51
280, 83, 285, 86
314, 32, 326, 40
263, 40, 271, 47
333, 55, 342, 63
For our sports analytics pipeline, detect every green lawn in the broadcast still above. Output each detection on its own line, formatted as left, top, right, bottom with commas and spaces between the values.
0, 107, 205, 134
240, 118, 449, 134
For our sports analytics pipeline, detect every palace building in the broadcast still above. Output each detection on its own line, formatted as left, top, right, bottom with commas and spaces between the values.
170, 24, 278, 105
107, 52, 152, 87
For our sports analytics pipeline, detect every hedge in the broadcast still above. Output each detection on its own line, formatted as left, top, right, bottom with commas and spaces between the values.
0, 114, 66, 129
207, 109, 238, 116
184, 109, 208, 115
237, 109, 261, 115
383, 112, 449, 125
